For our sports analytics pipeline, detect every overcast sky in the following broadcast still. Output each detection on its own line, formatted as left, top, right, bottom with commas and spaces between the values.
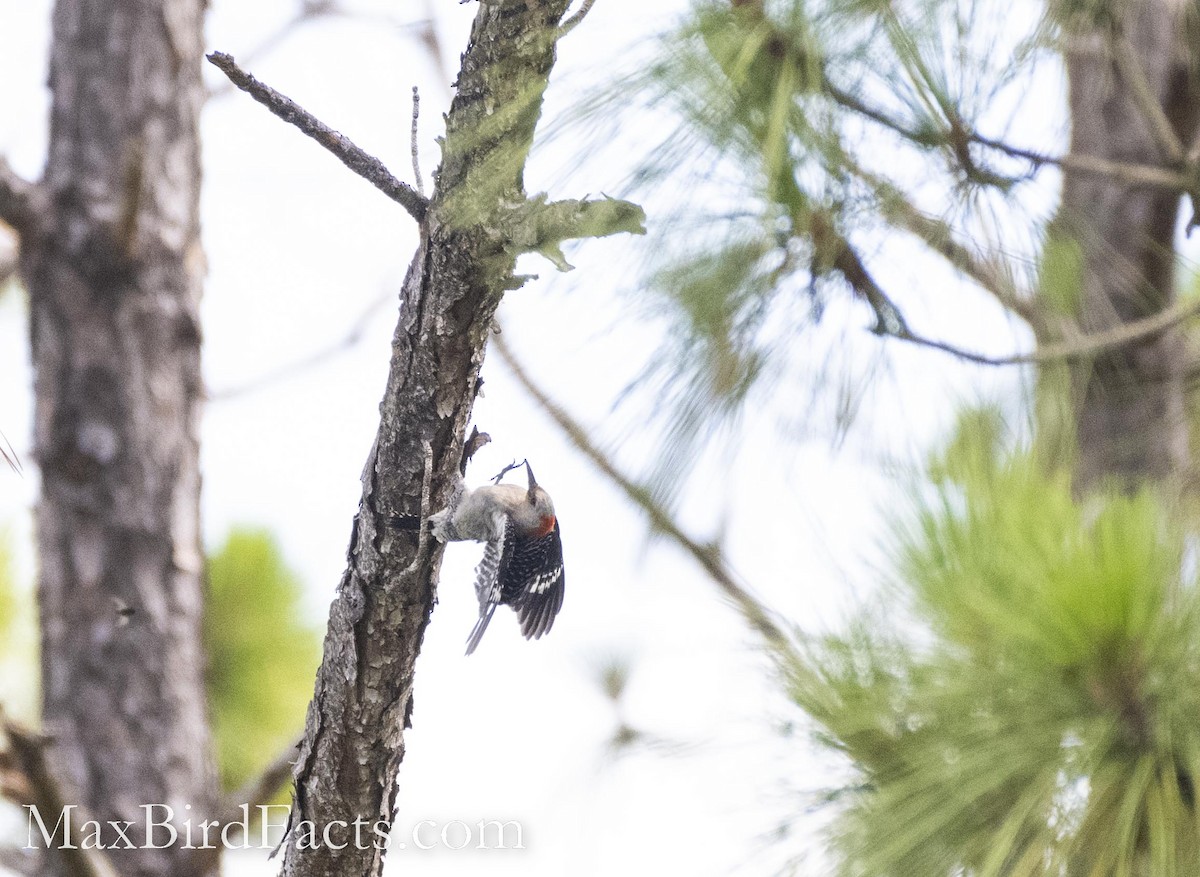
0, 1, 1063, 874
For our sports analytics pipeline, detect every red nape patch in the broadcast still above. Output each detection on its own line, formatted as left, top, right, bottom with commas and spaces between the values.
534, 515, 556, 537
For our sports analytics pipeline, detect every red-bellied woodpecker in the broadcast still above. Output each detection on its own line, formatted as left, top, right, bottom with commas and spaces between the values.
431, 460, 565, 655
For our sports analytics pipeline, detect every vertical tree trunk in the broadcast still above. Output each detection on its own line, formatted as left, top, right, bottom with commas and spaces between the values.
22, 0, 214, 875
1057, 0, 1200, 489
274, 2, 587, 875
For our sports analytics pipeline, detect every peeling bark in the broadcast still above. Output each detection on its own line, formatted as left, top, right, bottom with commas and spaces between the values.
20, 0, 215, 876
1055, 0, 1200, 489
277, 2, 614, 876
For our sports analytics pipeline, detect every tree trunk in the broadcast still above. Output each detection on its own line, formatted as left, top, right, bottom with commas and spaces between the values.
277, 2, 582, 875
21, 0, 214, 874
1057, 0, 1200, 489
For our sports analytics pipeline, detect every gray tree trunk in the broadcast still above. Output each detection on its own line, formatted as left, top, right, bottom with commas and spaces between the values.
18, 0, 214, 875
1057, 0, 1200, 489
277, 2, 578, 875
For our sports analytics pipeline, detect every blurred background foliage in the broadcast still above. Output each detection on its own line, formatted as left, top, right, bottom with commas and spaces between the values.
3, 0, 1200, 872
586, 0, 1057, 501
205, 528, 321, 795
0, 525, 320, 797
577, 0, 1200, 872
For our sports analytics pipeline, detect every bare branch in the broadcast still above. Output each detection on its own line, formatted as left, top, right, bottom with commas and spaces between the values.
217, 737, 300, 827
559, 0, 597, 35
1, 715, 120, 877
826, 234, 1200, 367
1058, 150, 1189, 188
205, 52, 429, 222
885, 302, 1197, 365
0, 157, 47, 237
491, 331, 798, 657
843, 157, 1041, 330
822, 78, 941, 148
0, 430, 22, 475
410, 87, 425, 197
177, 736, 303, 875
823, 66, 1192, 194
810, 212, 911, 337
973, 132, 1191, 188
1112, 35, 1185, 165
832, 89, 1192, 192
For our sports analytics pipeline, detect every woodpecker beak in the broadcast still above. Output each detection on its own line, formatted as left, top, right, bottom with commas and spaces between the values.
524, 460, 538, 496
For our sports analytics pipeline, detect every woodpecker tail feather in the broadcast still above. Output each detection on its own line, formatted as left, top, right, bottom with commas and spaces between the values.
517, 579, 564, 640
465, 603, 498, 655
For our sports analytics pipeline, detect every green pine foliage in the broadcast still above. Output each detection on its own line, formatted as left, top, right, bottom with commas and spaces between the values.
590, 0, 1053, 501
783, 414, 1200, 875
206, 528, 321, 795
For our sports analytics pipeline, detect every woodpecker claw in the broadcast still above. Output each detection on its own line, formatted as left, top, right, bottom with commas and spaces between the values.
490, 458, 527, 485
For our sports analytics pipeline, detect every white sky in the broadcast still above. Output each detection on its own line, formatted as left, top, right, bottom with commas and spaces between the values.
0, 1, 1074, 875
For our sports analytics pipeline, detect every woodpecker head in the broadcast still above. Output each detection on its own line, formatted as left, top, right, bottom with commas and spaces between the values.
523, 461, 557, 538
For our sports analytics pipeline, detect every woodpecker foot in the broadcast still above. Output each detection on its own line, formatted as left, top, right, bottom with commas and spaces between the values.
429, 507, 454, 542
490, 458, 528, 485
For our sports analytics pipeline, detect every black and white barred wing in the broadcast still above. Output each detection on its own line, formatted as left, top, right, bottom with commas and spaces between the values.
465, 517, 508, 656
464, 518, 565, 654
504, 520, 565, 641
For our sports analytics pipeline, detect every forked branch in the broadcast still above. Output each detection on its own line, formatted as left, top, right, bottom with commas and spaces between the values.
206, 52, 429, 222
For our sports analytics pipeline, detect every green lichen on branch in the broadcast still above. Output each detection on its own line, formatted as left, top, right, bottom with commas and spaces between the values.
490, 193, 647, 272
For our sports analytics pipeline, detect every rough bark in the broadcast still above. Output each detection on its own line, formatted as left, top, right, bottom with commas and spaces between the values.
18, 0, 215, 875
278, 2, 592, 876
1056, 0, 1200, 489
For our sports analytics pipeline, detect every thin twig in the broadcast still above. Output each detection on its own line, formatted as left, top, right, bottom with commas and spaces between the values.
1112, 35, 1184, 165
205, 52, 429, 222
1, 715, 120, 877
827, 234, 1200, 366
810, 212, 911, 337
217, 737, 301, 827
210, 288, 394, 401
890, 295, 1200, 366
975, 133, 1190, 189
822, 78, 941, 148
0, 429, 22, 475
180, 736, 303, 875
820, 226, 1200, 367
492, 331, 799, 659
824, 74, 1191, 191
410, 87, 425, 197
1057, 151, 1188, 188
842, 156, 1040, 329
559, 0, 597, 35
